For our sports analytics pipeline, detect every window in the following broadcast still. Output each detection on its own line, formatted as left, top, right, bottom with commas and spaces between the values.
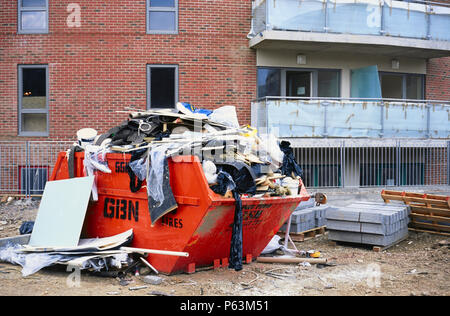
18, 65, 49, 136
147, 0, 178, 34
379, 72, 424, 100
257, 68, 280, 98
257, 67, 341, 98
147, 65, 178, 109
317, 70, 340, 98
18, 0, 49, 34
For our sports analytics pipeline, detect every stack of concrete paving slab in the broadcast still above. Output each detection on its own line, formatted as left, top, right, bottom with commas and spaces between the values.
280, 199, 329, 233
326, 201, 410, 247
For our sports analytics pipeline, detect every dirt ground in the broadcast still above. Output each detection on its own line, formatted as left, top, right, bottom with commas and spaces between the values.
0, 188, 449, 297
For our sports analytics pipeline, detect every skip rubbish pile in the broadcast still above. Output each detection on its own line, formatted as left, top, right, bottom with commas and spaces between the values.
0, 102, 305, 275
73, 103, 303, 271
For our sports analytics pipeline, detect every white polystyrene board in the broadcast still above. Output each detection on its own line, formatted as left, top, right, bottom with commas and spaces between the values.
28, 176, 95, 248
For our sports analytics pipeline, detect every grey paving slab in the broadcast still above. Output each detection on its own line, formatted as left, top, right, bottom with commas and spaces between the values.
280, 220, 316, 233
328, 227, 409, 247
327, 218, 409, 235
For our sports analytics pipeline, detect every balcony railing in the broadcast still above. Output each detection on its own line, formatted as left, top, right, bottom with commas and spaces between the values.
251, 97, 450, 139
251, 0, 450, 42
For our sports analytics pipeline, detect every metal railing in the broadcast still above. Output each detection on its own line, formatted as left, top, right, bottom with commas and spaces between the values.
291, 138, 449, 188
0, 140, 447, 194
250, 0, 450, 42
0, 141, 73, 197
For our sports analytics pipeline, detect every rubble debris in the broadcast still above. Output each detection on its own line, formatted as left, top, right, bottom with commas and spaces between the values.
0, 230, 134, 276
142, 275, 163, 285
129, 285, 148, 291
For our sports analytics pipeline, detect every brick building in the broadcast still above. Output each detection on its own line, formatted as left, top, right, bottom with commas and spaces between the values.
0, 0, 256, 141
0, 0, 449, 193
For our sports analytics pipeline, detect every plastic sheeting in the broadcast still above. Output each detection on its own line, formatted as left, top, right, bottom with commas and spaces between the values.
0, 243, 66, 277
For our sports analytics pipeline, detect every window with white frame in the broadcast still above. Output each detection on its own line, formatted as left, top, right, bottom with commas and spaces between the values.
147, 65, 178, 109
147, 0, 178, 34
18, 0, 49, 34
18, 65, 49, 136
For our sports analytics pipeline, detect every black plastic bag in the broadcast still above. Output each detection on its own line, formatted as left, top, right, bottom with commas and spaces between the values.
210, 168, 247, 271
279, 141, 303, 178
19, 221, 34, 235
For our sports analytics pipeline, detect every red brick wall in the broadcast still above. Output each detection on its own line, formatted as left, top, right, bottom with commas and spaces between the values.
424, 147, 448, 185
0, 1, 256, 141
426, 57, 450, 101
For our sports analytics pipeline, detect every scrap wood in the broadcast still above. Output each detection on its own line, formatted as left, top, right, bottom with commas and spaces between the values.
381, 190, 450, 209
382, 190, 450, 236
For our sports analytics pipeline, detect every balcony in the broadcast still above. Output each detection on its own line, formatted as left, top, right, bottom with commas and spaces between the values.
249, 0, 450, 58
251, 97, 450, 139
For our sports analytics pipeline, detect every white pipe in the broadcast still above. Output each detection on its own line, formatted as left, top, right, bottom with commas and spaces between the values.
120, 246, 189, 257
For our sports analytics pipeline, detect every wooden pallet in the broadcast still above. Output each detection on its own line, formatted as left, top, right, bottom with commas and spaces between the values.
381, 190, 450, 236
330, 235, 408, 252
278, 226, 327, 242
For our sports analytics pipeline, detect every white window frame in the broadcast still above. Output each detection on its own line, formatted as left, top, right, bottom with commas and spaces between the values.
147, 64, 179, 109
146, 0, 178, 34
18, 0, 49, 34
18, 65, 49, 137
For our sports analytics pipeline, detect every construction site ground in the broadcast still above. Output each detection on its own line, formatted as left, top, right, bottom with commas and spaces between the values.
0, 186, 449, 296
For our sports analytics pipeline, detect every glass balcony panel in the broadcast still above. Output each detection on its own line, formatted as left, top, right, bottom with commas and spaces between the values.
251, 99, 449, 139
254, 0, 450, 42
383, 3, 427, 39
429, 9, 450, 42
328, 2, 381, 35
267, 0, 326, 33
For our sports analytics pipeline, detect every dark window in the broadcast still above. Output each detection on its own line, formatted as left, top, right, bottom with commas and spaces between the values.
18, 0, 48, 34
257, 67, 340, 98
406, 75, 424, 100
18, 65, 49, 136
286, 71, 311, 97
147, 65, 178, 109
317, 70, 340, 98
379, 72, 424, 100
147, 0, 178, 34
257, 68, 281, 98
